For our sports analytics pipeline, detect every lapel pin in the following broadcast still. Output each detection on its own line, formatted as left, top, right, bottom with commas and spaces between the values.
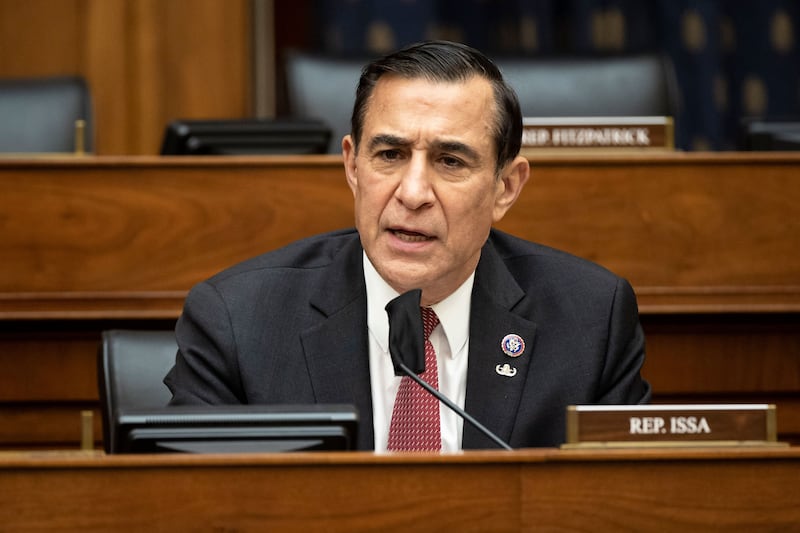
500, 333, 525, 357
496, 363, 517, 377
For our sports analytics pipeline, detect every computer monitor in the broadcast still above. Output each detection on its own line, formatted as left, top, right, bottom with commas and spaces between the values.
107, 404, 359, 454
738, 118, 800, 150
160, 118, 332, 155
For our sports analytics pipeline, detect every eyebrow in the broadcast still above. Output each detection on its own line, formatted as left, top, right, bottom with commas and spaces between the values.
367, 134, 481, 162
367, 134, 410, 152
433, 140, 480, 163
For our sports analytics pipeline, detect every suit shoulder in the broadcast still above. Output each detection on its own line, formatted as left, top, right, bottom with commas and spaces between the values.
488, 229, 623, 285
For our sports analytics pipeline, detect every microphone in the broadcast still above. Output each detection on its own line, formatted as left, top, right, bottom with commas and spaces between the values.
385, 289, 512, 451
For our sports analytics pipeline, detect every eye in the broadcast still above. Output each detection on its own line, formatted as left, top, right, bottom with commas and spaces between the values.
379, 149, 402, 162
440, 155, 465, 169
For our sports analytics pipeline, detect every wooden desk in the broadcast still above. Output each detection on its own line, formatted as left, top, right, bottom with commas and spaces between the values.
2, 153, 799, 314
1, 447, 798, 531
1, 154, 798, 448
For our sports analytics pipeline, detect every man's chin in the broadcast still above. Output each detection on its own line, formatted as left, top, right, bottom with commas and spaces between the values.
376, 261, 433, 293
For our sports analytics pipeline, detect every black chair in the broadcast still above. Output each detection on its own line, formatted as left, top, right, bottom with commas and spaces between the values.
0, 76, 93, 153
97, 330, 177, 453
283, 51, 677, 153
498, 55, 677, 118
283, 52, 364, 153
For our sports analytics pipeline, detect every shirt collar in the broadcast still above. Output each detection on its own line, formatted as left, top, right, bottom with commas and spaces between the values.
364, 251, 473, 358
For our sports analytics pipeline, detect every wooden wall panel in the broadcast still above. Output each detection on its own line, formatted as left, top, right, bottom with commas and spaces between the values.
0, 0, 252, 155
513, 155, 800, 293
0, 154, 798, 449
0, 0, 85, 74
643, 315, 800, 395
3, 153, 797, 312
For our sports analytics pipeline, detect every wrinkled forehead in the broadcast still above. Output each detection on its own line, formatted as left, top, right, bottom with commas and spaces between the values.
362, 74, 499, 144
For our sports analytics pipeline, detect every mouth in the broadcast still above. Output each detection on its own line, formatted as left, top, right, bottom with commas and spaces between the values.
389, 228, 434, 243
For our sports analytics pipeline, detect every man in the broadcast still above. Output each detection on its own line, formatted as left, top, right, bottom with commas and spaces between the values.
165, 40, 650, 451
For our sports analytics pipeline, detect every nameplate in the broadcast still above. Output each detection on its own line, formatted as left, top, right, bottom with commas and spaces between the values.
521, 116, 674, 152
564, 404, 781, 448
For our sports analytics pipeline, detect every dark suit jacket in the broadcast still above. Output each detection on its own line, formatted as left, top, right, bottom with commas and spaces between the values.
164, 228, 651, 450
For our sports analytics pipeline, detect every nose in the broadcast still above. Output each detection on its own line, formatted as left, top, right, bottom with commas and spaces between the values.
394, 151, 435, 210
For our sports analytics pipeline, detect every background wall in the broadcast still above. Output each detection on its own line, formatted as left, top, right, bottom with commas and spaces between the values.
0, 0, 252, 155
2, 0, 798, 154
311, 0, 800, 151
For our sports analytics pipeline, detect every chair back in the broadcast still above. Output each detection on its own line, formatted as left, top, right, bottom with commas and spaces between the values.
98, 330, 177, 452
284, 52, 363, 153
499, 55, 676, 117
283, 52, 677, 153
0, 76, 93, 153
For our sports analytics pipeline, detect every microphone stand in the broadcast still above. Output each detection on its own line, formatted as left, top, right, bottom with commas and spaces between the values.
394, 360, 513, 451
386, 288, 512, 451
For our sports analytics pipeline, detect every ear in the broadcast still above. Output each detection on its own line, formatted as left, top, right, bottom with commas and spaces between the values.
342, 134, 358, 196
492, 155, 530, 223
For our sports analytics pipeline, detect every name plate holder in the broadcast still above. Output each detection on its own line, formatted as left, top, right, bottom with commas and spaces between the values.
521, 116, 674, 153
563, 404, 786, 449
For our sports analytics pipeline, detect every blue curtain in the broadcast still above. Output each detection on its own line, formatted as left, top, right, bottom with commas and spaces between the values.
311, 0, 800, 151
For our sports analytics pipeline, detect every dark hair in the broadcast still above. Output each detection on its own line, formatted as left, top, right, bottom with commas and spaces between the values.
350, 40, 522, 173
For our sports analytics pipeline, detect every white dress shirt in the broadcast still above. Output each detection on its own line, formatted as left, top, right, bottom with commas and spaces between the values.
363, 252, 473, 453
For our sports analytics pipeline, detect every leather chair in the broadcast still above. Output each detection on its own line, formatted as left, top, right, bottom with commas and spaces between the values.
97, 330, 177, 452
0, 76, 93, 153
283, 52, 677, 153
498, 55, 676, 118
283, 52, 363, 153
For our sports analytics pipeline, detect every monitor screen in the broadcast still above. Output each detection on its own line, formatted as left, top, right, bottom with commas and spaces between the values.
738, 118, 800, 150
108, 404, 359, 454
160, 118, 332, 155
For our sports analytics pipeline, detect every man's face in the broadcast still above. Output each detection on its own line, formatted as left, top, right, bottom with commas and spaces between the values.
343, 74, 528, 305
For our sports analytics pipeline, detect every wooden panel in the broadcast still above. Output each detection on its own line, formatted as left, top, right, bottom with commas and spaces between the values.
0, 333, 98, 402
118, 0, 253, 154
0, 405, 101, 449
521, 449, 800, 530
3, 317, 797, 448
2, 327, 798, 448
0, 157, 346, 301
0, 0, 252, 155
642, 314, 800, 394
1, 153, 799, 314
0, 0, 84, 75
83, 0, 131, 153
85, 0, 253, 154
5, 316, 798, 402
0, 154, 798, 449
1, 449, 799, 531
506, 153, 800, 309
641, 313, 800, 444
0, 319, 176, 403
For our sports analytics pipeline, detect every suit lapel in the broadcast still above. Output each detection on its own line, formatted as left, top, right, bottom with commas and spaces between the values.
295, 233, 539, 450
463, 239, 538, 449
299, 237, 375, 450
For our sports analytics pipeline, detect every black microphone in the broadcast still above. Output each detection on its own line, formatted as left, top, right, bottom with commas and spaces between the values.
385, 289, 512, 451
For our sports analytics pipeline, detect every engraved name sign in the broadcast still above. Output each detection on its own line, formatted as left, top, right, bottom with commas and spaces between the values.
521, 116, 674, 152
565, 404, 780, 448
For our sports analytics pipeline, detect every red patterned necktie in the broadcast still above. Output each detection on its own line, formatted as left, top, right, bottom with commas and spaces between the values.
387, 307, 441, 451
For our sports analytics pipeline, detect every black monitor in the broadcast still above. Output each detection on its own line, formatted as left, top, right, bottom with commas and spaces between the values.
160, 118, 332, 155
107, 404, 358, 454
738, 118, 800, 150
